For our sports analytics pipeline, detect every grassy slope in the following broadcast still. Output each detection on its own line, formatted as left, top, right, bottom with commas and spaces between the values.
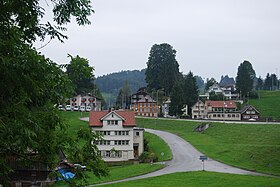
248, 90, 280, 120
102, 171, 280, 187
145, 132, 172, 161
137, 118, 280, 176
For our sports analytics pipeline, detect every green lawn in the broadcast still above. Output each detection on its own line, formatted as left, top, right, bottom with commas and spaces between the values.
59, 111, 89, 135
54, 163, 164, 186
85, 164, 164, 184
101, 171, 280, 187
145, 132, 172, 161
248, 90, 280, 120
137, 118, 280, 176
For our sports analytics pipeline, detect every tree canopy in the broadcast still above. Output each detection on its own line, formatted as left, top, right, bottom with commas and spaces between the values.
236, 60, 256, 98
115, 80, 131, 109
0, 0, 108, 185
66, 54, 95, 94
145, 43, 181, 95
204, 78, 217, 92
169, 72, 198, 117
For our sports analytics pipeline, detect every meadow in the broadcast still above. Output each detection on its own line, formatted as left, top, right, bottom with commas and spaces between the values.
137, 118, 280, 176
248, 90, 280, 120
101, 171, 280, 187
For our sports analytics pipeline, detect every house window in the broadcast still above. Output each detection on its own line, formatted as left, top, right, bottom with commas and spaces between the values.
106, 151, 110, 157
111, 151, 122, 158
136, 132, 140, 136
228, 114, 231, 118
107, 120, 118, 125
96, 140, 111, 145
114, 140, 129, 145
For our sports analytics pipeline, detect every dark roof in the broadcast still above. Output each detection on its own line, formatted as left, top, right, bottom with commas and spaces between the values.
240, 105, 260, 114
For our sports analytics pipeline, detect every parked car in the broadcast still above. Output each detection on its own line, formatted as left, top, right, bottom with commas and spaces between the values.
79, 106, 86, 112
86, 106, 91, 112
73, 106, 79, 111
66, 105, 72, 111
58, 105, 65, 111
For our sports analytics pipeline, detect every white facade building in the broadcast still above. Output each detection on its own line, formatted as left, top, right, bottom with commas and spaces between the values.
90, 110, 144, 162
191, 100, 207, 119
70, 94, 101, 111
200, 83, 239, 100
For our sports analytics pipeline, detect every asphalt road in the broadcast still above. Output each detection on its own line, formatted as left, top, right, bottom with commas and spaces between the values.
90, 128, 272, 186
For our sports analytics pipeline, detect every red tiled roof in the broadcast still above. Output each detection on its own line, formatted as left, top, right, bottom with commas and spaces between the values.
89, 110, 136, 127
205, 100, 237, 108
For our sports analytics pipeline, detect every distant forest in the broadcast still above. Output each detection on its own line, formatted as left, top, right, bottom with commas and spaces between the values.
95, 69, 209, 106
95, 69, 147, 105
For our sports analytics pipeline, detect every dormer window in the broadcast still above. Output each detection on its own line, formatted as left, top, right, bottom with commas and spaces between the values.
107, 120, 118, 125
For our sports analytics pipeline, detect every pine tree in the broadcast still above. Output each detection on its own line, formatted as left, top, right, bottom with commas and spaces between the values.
236, 60, 256, 98
145, 43, 181, 95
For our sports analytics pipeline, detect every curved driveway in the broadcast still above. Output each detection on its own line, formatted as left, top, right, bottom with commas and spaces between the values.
90, 127, 271, 186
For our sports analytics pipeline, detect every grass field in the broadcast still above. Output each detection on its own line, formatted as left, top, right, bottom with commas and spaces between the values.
136, 118, 280, 176
102, 171, 280, 187
248, 90, 280, 120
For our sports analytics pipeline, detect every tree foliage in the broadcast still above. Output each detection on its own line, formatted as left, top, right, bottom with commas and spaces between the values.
169, 80, 184, 116
115, 80, 131, 109
145, 43, 181, 95
236, 60, 256, 98
66, 54, 95, 95
169, 72, 198, 117
0, 0, 108, 184
263, 73, 278, 90
204, 78, 217, 92
256, 76, 264, 90
183, 72, 199, 115
96, 69, 147, 106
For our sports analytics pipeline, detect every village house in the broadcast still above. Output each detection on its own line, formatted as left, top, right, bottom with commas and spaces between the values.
70, 94, 101, 111
191, 100, 207, 119
192, 100, 241, 121
240, 105, 260, 121
206, 100, 241, 121
200, 83, 239, 100
131, 88, 158, 117
89, 110, 144, 162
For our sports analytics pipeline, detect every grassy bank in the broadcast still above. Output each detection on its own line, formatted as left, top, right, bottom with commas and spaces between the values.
137, 118, 280, 176
54, 163, 164, 186
248, 90, 280, 120
102, 171, 280, 187
145, 132, 172, 161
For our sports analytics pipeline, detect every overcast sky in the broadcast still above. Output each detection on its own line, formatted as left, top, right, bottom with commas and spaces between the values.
37, 0, 280, 81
